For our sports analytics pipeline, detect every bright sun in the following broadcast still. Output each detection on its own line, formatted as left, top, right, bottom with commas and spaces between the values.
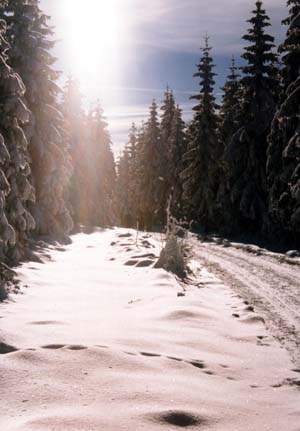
61, 0, 124, 90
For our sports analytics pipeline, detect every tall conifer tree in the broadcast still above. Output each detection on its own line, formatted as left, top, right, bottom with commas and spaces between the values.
169, 105, 186, 218
61, 76, 86, 226
115, 124, 139, 228
115, 145, 131, 227
267, 0, 300, 240
134, 123, 146, 227
0, 19, 35, 263
219, 56, 241, 146
126, 123, 139, 225
181, 36, 221, 229
217, 57, 242, 232
1, 0, 73, 238
158, 88, 176, 223
224, 1, 278, 234
138, 101, 161, 229
85, 103, 116, 226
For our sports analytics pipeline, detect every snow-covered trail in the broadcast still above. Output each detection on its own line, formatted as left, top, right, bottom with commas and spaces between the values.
0, 228, 300, 431
192, 237, 300, 363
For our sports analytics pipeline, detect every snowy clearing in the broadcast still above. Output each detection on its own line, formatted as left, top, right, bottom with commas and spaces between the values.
0, 228, 300, 431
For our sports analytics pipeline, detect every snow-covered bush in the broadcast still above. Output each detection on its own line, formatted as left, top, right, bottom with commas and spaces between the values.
155, 198, 190, 278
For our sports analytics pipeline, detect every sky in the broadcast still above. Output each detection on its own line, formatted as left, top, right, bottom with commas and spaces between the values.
41, 0, 285, 156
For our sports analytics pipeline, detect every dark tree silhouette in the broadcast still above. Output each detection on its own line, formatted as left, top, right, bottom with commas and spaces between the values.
224, 0, 278, 235
267, 0, 300, 242
181, 36, 221, 229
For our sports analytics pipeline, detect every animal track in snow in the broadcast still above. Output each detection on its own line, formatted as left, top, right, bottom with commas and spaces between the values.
41, 344, 66, 350
150, 409, 207, 428
188, 360, 206, 370
0, 342, 18, 354
140, 351, 161, 358
29, 320, 64, 326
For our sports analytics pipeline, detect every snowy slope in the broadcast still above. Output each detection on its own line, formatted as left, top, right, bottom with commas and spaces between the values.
0, 228, 299, 431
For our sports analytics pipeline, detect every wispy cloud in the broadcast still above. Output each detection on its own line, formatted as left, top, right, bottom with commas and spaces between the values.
97, 85, 195, 97
126, 0, 285, 54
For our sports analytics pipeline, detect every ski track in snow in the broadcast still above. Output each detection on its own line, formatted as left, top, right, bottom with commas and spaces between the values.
192, 236, 300, 364
0, 228, 300, 431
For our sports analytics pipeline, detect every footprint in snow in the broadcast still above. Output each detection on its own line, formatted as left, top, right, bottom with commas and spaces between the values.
150, 409, 207, 428
140, 351, 161, 358
124, 259, 139, 266
0, 342, 18, 354
41, 344, 66, 350
136, 260, 154, 267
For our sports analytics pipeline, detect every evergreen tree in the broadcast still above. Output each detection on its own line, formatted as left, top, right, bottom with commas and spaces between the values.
115, 124, 139, 228
0, 19, 35, 263
115, 146, 131, 227
217, 57, 242, 231
160, 88, 176, 147
267, 0, 300, 241
134, 123, 146, 228
86, 102, 116, 226
126, 123, 139, 226
138, 101, 161, 229
169, 105, 186, 218
1, 0, 73, 238
158, 88, 176, 222
61, 76, 86, 226
219, 56, 241, 146
181, 36, 221, 229
127, 123, 138, 170
281, 0, 300, 87
224, 1, 278, 234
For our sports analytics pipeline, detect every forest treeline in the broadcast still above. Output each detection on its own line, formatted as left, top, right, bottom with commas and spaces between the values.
0, 0, 116, 272
116, 0, 300, 246
0, 0, 299, 281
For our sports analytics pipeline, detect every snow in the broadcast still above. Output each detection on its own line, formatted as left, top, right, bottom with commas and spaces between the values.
0, 228, 299, 430
192, 236, 300, 363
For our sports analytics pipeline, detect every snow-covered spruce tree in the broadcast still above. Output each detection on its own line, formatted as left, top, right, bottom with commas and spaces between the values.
0, 19, 35, 264
115, 124, 139, 228
157, 88, 176, 224
138, 101, 161, 230
0, 142, 11, 263
0, 23, 14, 263
85, 102, 116, 226
219, 56, 242, 147
1, 0, 73, 238
181, 36, 222, 230
115, 145, 131, 227
61, 76, 87, 227
125, 123, 139, 226
127, 123, 138, 171
267, 0, 300, 241
217, 57, 242, 232
134, 122, 146, 227
169, 105, 186, 219
224, 0, 279, 235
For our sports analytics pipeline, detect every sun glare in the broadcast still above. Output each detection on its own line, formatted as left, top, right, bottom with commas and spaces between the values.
61, 0, 124, 91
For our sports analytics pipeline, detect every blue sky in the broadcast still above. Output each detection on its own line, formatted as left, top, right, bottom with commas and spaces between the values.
41, 0, 285, 154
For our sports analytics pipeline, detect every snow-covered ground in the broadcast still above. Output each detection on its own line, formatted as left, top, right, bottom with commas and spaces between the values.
191, 236, 300, 364
0, 228, 299, 430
